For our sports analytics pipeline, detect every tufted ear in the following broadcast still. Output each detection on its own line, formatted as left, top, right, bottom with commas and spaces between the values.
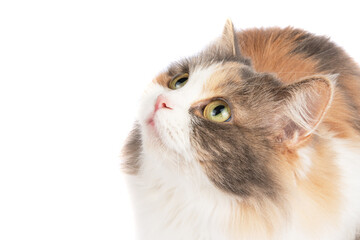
274, 75, 335, 147
219, 19, 242, 57
202, 19, 248, 63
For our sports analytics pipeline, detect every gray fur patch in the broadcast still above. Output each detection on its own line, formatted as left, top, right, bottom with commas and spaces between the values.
121, 123, 142, 175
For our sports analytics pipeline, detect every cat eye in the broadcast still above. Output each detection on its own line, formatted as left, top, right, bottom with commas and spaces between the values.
169, 73, 189, 90
203, 100, 231, 123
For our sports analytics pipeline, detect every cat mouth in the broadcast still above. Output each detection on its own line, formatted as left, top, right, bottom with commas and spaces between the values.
147, 117, 155, 127
145, 110, 171, 143
145, 112, 166, 145
146, 109, 156, 127
146, 106, 170, 128
145, 112, 161, 134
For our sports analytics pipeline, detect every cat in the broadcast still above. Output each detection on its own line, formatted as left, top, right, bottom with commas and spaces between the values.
122, 20, 360, 240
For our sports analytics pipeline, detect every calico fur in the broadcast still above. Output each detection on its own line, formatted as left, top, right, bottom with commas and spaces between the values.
122, 20, 360, 239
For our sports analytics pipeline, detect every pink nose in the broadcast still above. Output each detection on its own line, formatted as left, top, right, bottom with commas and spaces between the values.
155, 95, 172, 112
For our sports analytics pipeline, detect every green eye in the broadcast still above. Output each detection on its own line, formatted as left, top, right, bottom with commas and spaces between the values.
203, 100, 231, 122
169, 73, 189, 90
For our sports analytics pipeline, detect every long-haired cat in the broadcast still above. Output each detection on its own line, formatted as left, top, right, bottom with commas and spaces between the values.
122, 20, 360, 240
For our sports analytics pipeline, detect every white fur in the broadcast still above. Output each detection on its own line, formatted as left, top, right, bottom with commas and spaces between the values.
295, 146, 313, 179
333, 139, 360, 238
127, 138, 360, 240
129, 65, 240, 240
126, 65, 360, 239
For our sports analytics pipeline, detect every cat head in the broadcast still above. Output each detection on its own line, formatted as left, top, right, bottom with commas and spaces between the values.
133, 20, 334, 199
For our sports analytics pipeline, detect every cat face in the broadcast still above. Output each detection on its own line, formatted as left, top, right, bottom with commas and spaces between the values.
138, 59, 285, 199
134, 20, 334, 200
138, 63, 221, 159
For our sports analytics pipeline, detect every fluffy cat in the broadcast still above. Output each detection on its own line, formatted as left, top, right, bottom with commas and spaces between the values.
122, 20, 360, 240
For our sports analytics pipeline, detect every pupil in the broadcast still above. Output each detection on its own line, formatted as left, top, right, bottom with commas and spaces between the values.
212, 105, 225, 116
175, 78, 187, 88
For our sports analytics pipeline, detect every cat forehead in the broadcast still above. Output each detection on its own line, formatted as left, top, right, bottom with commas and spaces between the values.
154, 61, 252, 97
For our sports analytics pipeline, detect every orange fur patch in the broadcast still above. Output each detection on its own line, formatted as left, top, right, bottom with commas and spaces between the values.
153, 72, 171, 87
238, 28, 319, 83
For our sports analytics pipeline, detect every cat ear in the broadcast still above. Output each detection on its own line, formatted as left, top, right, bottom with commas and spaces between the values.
220, 19, 241, 57
274, 75, 335, 147
212, 19, 242, 58
202, 19, 247, 62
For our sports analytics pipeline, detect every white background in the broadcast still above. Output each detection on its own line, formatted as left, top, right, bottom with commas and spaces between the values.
0, 0, 359, 239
